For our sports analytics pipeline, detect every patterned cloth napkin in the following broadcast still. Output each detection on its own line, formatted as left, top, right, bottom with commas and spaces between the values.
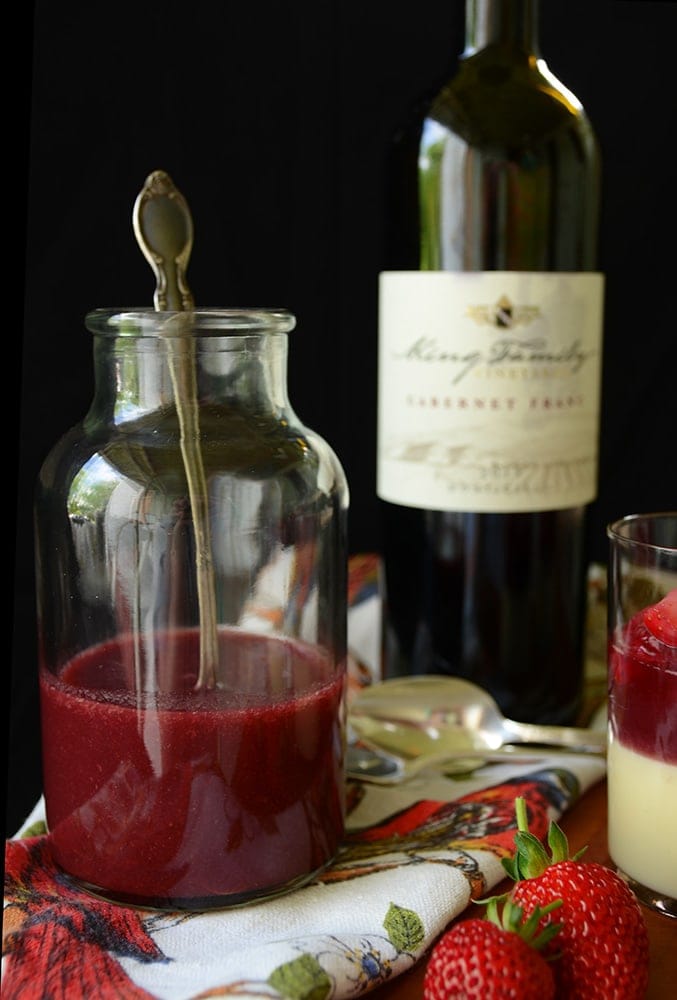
3, 555, 607, 1000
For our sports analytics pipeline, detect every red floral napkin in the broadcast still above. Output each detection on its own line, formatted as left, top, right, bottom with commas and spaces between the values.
3, 555, 606, 999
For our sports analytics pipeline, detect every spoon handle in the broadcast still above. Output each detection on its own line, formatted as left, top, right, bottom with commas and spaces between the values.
500, 718, 606, 754
347, 743, 560, 785
133, 170, 194, 311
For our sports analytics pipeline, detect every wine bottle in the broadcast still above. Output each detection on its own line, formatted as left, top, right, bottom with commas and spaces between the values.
377, 0, 603, 725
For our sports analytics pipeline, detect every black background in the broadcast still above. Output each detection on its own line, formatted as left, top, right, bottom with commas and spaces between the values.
8, 0, 677, 837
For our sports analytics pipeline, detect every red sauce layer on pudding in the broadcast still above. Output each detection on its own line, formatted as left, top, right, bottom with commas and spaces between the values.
609, 591, 677, 763
40, 628, 345, 907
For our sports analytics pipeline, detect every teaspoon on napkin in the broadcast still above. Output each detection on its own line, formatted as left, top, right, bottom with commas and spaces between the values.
349, 675, 606, 759
345, 742, 546, 785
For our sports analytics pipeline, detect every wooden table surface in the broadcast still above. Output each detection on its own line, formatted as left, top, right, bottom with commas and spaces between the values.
368, 780, 677, 999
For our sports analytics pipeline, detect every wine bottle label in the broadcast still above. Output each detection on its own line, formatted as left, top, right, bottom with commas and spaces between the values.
377, 271, 604, 513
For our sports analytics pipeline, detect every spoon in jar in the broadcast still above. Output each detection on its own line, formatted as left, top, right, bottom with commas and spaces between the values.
349, 675, 606, 759
133, 170, 219, 687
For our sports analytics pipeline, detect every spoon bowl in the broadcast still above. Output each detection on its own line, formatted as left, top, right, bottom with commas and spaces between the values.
349, 675, 606, 758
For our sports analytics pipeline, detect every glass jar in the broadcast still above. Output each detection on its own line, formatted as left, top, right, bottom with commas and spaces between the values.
35, 308, 349, 910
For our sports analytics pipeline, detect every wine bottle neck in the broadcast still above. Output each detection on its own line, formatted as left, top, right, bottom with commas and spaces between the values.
464, 0, 539, 55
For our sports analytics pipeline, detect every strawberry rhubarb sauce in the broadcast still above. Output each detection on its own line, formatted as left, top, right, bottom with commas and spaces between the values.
39, 627, 346, 909
607, 588, 677, 897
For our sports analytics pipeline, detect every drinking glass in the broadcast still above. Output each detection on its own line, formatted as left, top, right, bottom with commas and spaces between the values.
607, 511, 677, 918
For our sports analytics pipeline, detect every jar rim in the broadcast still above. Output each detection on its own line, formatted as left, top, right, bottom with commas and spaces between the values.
85, 308, 296, 337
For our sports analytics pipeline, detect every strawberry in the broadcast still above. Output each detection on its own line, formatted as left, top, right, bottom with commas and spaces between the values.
422, 896, 561, 1000
644, 587, 677, 647
504, 797, 650, 999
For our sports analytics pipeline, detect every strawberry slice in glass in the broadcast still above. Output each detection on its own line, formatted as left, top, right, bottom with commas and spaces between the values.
644, 588, 677, 647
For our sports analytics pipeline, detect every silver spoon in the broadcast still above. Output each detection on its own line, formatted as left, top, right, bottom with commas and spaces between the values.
133, 170, 219, 687
349, 675, 606, 757
345, 742, 545, 785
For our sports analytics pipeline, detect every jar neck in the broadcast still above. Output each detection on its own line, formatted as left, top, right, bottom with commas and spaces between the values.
87, 333, 290, 428
464, 0, 539, 55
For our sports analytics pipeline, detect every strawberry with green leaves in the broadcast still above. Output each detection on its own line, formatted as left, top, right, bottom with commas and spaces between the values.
422, 896, 562, 1000
505, 797, 650, 999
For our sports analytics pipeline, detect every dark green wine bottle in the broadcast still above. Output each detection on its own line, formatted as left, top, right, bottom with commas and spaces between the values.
378, 0, 603, 725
